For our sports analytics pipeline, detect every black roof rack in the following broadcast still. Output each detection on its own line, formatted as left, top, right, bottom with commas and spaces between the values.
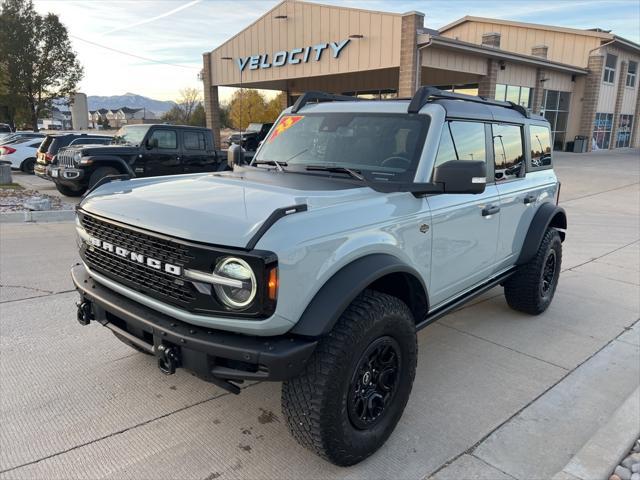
291, 91, 357, 113
408, 86, 530, 117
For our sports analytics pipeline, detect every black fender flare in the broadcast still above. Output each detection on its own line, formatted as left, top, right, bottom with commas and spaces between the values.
517, 202, 567, 265
290, 253, 428, 337
86, 156, 135, 178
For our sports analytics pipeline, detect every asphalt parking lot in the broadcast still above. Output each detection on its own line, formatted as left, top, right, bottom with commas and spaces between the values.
1, 149, 639, 479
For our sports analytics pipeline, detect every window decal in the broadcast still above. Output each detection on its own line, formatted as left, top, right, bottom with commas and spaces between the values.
268, 115, 304, 143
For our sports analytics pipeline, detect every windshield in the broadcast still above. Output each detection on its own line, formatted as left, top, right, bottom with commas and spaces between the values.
112, 125, 151, 146
254, 113, 429, 181
245, 123, 262, 132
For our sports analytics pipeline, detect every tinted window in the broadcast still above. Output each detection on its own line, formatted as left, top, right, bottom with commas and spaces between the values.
39, 136, 54, 153
529, 125, 552, 169
493, 124, 524, 181
184, 131, 206, 150
150, 130, 177, 149
28, 141, 40, 148
435, 121, 486, 167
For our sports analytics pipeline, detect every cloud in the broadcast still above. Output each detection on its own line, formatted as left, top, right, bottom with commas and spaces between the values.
98, 0, 203, 36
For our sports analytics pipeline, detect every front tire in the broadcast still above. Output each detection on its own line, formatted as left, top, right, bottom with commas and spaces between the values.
282, 290, 417, 466
504, 228, 562, 315
88, 166, 120, 189
55, 182, 87, 197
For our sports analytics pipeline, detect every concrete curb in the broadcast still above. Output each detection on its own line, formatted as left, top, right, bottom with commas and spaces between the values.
0, 210, 75, 223
552, 387, 640, 480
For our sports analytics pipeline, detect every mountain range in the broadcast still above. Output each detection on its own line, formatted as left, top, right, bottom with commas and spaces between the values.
87, 93, 176, 114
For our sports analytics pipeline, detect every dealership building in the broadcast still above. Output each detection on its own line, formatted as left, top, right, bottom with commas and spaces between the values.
202, 0, 640, 152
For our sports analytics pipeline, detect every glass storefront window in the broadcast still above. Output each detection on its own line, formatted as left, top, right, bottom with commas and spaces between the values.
543, 89, 571, 151
495, 84, 506, 101
616, 114, 634, 148
519, 88, 530, 109
593, 112, 614, 149
495, 84, 532, 108
506, 85, 520, 103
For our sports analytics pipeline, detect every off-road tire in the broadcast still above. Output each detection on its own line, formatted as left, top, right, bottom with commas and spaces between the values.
282, 290, 417, 466
112, 332, 152, 355
55, 182, 87, 197
20, 157, 36, 174
504, 228, 562, 315
88, 167, 120, 190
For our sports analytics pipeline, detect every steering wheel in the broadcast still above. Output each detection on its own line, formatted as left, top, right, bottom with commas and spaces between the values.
381, 156, 411, 168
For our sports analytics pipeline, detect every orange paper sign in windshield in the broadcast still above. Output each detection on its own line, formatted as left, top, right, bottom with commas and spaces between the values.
268, 115, 304, 143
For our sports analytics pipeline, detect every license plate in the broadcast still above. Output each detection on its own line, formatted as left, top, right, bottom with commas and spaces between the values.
51, 168, 59, 178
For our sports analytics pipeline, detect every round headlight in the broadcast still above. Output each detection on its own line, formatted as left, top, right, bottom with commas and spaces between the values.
213, 257, 257, 309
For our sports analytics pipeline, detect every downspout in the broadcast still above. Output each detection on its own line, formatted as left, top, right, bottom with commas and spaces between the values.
415, 36, 435, 91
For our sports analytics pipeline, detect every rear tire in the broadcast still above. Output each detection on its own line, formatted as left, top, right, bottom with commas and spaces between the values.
282, 290, 417, 466
55, 183, 87, 197
88, 166, 120, 189
504, 228, 562, 315
20, 157, 36, 174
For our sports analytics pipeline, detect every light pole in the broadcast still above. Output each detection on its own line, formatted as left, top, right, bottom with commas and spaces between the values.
222, 56, 243, 142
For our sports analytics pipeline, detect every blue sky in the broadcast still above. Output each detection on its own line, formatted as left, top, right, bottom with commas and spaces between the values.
34, 0, 640, 102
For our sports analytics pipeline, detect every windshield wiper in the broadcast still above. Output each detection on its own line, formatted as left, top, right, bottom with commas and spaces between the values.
305, 165, 364, 181
253, 159, 288, 171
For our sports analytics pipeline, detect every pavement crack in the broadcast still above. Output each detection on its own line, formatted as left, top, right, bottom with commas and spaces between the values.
427, 319, 640, 479
0, 289, 76, 304
0, 381, 261, 475
1, 284, 55, 294
438, 323, 569, 371
560, 181, 639, 203
562, 239, 639, 272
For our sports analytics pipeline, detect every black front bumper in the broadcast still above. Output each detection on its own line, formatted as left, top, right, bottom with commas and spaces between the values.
71, 264, 317, 391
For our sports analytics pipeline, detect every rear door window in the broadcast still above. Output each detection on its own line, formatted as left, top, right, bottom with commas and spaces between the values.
150, 130, 177, 149
184, 131, 206, 150
492, 124, 524, 182
529, 125, 552, 170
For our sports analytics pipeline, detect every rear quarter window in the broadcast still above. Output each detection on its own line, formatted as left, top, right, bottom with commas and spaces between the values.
528, 125, 552, 171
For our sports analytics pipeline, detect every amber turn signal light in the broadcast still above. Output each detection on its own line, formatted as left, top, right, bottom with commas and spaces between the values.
267, 267, 279, 301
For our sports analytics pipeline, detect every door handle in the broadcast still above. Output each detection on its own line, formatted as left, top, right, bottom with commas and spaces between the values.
482, 205, 500, 216
523, 194, 536, 205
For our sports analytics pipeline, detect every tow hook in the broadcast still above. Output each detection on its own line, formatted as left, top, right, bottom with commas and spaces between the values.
76, 301, 93, 326
156, 344, 180, 375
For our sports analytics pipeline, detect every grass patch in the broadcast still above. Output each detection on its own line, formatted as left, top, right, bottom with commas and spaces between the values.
0, 183, 24, 190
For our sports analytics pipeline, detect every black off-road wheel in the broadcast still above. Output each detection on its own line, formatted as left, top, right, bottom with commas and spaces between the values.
88, 166, 120, 190
504, 228, 562, 315
55, 182, 87, 197
112, 332, 152, 355
282, 290, 417, 466
20, 157, 36, 174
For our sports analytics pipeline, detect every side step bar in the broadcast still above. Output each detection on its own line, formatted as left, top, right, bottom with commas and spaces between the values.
416, 268, 516, 331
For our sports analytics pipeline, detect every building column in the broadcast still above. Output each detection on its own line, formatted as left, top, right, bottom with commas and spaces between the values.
532, 68, 546, 114
579, 54, 605, 152
202, 52, 222, 150
478, 59, 498, 99
398, 11, 424, 98
279, 88, 291, 110
610, 61, 628, 149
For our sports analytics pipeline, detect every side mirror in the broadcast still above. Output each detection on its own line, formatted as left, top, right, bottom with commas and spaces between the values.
227, 143, 245, 168
433, 160, 486, 194
146, 137, 158, 149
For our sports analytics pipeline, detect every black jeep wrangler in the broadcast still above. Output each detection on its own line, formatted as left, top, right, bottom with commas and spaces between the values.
226, 122, 273, 151
51, 124, 226, 196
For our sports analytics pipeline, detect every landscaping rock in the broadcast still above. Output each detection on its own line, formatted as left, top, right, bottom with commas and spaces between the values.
615, 466, 632, 480
610, 475, 622, 480
630, 473, 640, 480
23, 196, 52, 211
632, 464, 640, 473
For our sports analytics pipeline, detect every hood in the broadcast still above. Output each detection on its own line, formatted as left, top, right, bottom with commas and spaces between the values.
75, 144, 139, 156
80, 168, 377, 248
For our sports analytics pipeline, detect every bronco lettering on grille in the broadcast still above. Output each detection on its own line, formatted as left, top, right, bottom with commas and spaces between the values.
88, 236, 182, 276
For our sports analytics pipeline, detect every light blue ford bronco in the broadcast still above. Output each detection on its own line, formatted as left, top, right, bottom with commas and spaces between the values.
72, 87, 566, 466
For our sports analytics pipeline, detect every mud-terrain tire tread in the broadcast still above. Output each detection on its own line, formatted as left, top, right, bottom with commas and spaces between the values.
281, 290, 417, 466
504, 228, 562, 315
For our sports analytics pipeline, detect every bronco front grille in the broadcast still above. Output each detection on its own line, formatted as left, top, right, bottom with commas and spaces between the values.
80, 212, 197, 306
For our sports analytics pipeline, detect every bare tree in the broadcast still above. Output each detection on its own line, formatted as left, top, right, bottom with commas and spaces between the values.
178, 88, 201, 124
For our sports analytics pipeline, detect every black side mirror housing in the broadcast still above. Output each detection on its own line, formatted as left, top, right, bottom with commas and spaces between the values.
146, 138, 158, 150
227, 143, 245, 168
433, 160, 486, 194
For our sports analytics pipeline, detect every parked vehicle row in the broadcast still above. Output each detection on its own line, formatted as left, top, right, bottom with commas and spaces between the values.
225, 122, 273, 151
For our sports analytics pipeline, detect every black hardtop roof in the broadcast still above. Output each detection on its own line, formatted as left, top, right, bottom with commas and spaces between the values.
47, 132, 113, 138
139, 123, 211, 130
